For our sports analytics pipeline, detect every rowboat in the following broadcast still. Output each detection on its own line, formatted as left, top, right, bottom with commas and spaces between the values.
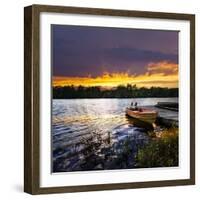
125, 107, 158, 124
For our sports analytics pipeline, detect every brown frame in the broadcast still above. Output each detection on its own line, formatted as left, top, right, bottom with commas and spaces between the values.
24, 4, 195, 194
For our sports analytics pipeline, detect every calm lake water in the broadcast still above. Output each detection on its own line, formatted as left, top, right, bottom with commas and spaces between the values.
52, 98, 178, 172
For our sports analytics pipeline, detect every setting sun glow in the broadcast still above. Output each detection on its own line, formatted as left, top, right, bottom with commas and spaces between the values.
53, 61, 178, 88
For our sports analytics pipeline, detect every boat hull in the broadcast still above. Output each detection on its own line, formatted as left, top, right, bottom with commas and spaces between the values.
126, 108, 157, 124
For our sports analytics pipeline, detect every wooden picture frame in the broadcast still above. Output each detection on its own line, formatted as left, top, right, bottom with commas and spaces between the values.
24, 4, 195, 194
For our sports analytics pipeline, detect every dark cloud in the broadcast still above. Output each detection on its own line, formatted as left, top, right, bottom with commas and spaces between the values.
103, 47, 177, 63
52, 25, 178, 77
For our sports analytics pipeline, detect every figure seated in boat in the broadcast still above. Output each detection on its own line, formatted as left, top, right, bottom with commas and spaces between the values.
130, 102, 143, 112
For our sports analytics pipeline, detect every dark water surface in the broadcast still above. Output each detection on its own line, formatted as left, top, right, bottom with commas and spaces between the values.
52, 98, 178, 172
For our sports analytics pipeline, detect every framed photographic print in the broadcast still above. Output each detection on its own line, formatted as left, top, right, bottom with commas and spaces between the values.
24, 4, 195, 194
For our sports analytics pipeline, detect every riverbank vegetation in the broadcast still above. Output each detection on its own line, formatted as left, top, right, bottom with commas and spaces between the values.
136, 127, 178, 167
53, 84, 178, 99
53, 126, 178, 172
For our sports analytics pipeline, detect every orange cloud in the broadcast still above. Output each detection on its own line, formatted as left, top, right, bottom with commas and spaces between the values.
147, 61, 178, 75
53, 61, 178, 88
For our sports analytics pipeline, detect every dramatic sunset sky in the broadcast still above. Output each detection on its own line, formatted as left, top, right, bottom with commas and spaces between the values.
52, 25, 178, 88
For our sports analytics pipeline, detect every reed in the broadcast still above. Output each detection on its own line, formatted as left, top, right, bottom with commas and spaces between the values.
136, 127, 178, 168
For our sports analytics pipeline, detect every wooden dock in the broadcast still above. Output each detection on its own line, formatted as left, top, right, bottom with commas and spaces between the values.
155, 102, 178, 112
149, 103, 178, 127
156, 116, 178, 127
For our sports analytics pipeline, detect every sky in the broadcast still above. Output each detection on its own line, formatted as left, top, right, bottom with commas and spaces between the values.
52, 24, 178, 88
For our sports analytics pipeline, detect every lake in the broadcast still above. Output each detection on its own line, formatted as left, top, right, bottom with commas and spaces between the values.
52, 97, 178, 172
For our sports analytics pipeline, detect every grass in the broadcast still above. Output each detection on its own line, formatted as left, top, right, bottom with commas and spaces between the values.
136, 127, 178, 168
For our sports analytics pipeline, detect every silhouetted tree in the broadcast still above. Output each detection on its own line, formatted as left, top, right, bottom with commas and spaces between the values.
53, 85, 178, 99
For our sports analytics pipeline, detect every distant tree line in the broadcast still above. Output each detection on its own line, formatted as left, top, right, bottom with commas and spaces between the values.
53, 84, 178, 99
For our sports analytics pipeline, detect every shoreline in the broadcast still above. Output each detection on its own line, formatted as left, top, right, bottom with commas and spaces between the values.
53, 97, 178, 100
